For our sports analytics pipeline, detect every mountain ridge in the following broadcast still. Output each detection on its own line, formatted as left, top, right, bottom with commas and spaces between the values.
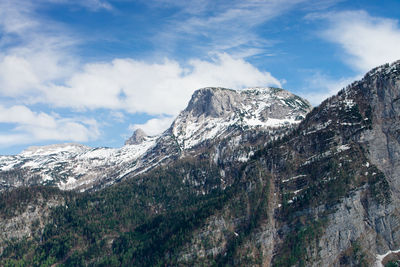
0, 86, 311, 192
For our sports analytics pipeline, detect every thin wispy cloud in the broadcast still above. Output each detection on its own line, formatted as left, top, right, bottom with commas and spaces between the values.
0, 0, 78, 100
149, 0, 346, 59
42, 0, 113, 11
74, 0, 113, 11
300, 9, 400, 105
316, 10, 400, 72
150, 0, 307, 58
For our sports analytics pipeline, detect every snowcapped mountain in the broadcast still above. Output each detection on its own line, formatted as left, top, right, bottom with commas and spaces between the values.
0, 87, 311, 192
171, 87, 310, 150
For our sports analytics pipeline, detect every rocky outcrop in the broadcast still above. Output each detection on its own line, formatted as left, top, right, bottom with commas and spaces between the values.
124, 129, 148, 145
360, 62, 400, 200
0, 188, 66, 255
185, 87, 239, 118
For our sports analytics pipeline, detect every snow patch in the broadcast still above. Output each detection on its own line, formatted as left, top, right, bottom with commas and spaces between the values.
343, 98, 355, 108
375, 249, 400, 267
58, 177, 78, 190
337, 144, 350, 152
282, 174, 306, 183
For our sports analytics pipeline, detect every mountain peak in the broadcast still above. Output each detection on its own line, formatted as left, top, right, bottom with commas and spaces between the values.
364, 59, 400, 78
171, 86, 312, 149
125, 128, 148, 145
185, 87, 238, 118
185, 87, 311, 119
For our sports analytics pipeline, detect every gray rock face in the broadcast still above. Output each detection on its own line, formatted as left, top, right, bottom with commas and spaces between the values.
0, 192, 65, 255
361, 62, 400, 198
124, 129, 148, 145
288, 60, 400, 266
358, 61, 400, 260
186, 87, 238, 118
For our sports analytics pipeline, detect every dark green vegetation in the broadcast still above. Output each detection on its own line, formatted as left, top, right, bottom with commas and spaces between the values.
338, 241, 369, 267
0, 156, 274, 266
386, 261, 400, 267
0, 186, 72, 219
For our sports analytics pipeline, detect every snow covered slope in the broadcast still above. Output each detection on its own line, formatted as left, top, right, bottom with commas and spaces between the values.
0, 87, 311, 192
0, 139, 157, 191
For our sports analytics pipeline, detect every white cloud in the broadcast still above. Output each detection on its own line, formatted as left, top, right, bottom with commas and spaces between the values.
0, 0, 78, 99
85, 0, 112, 11
300, 10, 400, 106
44, 53, 281, 115
0, 0, 108, 149
110, 111, 126, 122
0, 0, 37, 35
0, 0, 284, 116
0, 55, 40, 96
0, 105, 99, 147
320, 11, 400, 72
129, 116, 175, 136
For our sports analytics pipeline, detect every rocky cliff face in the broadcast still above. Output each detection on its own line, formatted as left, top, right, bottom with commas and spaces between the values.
0, 87, 311, 192
261, 60, 400, 266
337, 61, 400, 266
295, 61, 400, 266
0, 187, 69, 256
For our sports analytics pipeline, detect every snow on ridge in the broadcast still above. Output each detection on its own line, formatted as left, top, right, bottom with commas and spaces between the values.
0, 137, 159, 191
21, 143, 90, 157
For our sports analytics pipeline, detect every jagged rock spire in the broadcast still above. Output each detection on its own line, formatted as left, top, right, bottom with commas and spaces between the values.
125, 128, 148, 145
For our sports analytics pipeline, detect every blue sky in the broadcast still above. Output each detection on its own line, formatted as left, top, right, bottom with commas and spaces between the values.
1, 0, 400, 155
